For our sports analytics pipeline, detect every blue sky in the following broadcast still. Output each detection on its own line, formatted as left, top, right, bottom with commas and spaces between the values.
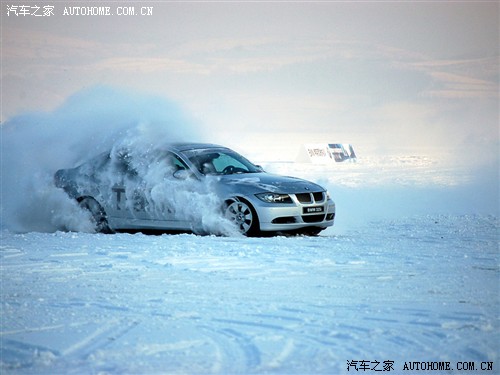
2, 1, 498, 164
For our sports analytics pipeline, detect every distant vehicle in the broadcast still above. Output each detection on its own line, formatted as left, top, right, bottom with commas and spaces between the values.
54, 143, 335, 236
328, 144, 357, 162
296, 143, 357, 164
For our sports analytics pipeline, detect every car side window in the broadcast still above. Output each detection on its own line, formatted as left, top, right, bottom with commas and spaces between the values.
172, 154, 188, 171
159, 152, 189, 176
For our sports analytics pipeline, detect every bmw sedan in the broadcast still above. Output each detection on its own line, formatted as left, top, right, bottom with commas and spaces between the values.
54, 143, 335, 236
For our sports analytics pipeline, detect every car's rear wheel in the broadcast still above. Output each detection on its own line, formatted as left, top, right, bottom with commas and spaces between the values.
225, 198, 260, 236
78, 196, 114, 234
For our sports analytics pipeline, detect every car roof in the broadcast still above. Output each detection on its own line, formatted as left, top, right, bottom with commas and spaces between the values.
166, 143, 227, 153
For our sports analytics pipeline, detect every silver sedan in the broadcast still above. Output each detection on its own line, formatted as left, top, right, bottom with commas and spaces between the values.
54, 143, 335, 236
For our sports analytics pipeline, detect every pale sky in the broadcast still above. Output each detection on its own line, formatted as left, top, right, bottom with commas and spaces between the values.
1, 1, 499, 163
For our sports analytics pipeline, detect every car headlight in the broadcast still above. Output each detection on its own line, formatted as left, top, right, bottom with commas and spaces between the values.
255, 192, 293, 203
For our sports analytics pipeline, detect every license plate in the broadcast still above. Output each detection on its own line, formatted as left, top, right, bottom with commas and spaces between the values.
303, 206, 324, 214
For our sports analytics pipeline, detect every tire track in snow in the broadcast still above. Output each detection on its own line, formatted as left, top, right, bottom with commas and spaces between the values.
60, 319, 140, 359
266, 338, 295, 369
218, 328, 261, 369
196, 323, 262, 373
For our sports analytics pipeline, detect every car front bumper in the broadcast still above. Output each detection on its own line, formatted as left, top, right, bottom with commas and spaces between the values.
252, 197, 336, 232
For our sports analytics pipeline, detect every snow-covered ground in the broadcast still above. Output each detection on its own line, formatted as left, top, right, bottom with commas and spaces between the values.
1, 158, 498, 374
1, 90, 498, 373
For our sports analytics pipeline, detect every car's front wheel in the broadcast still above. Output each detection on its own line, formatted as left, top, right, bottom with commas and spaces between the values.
77, 196, 114, 234
224, 198, 260, 236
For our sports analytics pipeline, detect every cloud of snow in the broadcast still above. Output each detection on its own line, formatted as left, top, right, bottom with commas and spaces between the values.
2, 86, 497, 236
0, 86, 237, 235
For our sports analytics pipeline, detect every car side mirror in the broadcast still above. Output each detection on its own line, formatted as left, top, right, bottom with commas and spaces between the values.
173, 169, 191, 180
255, 165, 264, 172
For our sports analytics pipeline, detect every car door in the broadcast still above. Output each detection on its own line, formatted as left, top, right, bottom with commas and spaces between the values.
104, 150, 149, 223
107, 150, 189, 228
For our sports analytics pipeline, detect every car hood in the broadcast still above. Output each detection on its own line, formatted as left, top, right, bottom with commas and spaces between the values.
211, 173, 325, 194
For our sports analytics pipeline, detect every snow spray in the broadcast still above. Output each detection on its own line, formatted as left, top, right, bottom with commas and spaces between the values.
1, 86, 236, 235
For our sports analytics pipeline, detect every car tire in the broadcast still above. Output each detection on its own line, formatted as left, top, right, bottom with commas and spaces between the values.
77, 196, 114, 234
225, 198, 260, 236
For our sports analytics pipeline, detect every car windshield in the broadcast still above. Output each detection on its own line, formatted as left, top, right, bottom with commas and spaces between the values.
185, 148, 261, 175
